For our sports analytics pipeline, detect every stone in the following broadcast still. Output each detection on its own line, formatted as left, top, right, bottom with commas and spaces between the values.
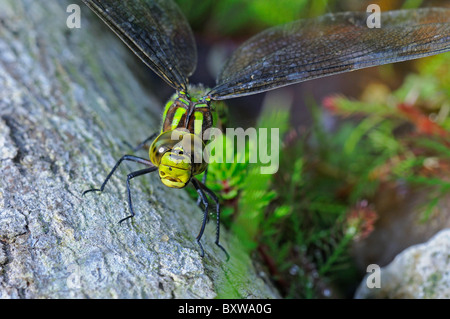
355, 228, 450, 299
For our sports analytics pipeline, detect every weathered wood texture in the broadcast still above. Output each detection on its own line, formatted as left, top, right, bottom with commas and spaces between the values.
0, 0, 279, 298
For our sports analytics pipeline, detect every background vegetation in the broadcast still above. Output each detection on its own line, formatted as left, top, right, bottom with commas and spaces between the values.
176, 0, 450, 298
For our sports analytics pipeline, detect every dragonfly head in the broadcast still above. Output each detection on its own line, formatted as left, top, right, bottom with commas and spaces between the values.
149, 129, 207, 189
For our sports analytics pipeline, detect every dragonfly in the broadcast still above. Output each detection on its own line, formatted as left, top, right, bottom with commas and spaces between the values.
81, 0, 450, 260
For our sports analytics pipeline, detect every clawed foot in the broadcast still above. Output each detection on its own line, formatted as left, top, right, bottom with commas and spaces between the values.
82, 188, 102, 196
118, 215, 134, 224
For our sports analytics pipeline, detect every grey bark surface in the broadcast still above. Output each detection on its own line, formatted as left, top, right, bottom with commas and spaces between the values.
0, 0, 279, 298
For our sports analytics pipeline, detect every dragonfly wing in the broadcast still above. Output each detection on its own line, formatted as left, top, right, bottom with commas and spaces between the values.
208, 8, 450, 100
83, 0, 197, 91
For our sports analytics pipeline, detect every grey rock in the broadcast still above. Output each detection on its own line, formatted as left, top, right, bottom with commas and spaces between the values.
0, 0, 279, 299
355, 228, 450, 299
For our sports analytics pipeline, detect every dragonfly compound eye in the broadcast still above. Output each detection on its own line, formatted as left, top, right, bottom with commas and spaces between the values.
149, 130, 183, 166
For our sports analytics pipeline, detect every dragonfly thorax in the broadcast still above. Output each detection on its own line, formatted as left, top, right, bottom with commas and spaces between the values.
161, 89, 214, 142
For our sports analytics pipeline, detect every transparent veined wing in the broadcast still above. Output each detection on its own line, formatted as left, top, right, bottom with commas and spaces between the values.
208, 8, 450, 100
82, 0, 197, 92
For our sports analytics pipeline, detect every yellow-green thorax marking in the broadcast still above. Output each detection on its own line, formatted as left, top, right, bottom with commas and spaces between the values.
149, 87, 214, 189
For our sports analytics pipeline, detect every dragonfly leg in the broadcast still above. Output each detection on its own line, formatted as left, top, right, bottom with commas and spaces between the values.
196, 166, 208, 207
82, 155, 154, 196
131, 132, 158, 153
192, 178, 208, 257
194, 178, 230, 261
119, 166, 158, 224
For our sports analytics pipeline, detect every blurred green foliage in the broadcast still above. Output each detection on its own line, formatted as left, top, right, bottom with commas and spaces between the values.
175, 0, 338, 35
